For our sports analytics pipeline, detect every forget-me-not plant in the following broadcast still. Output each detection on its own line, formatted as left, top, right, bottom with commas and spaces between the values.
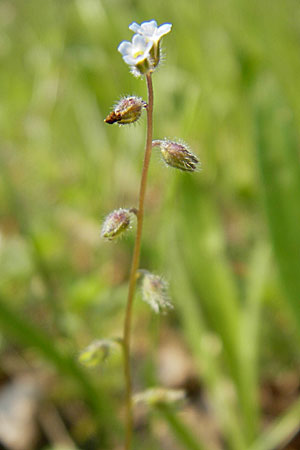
80, 19, 199, 449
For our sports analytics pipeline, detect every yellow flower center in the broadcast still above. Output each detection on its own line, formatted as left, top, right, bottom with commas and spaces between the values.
133, 50, 144, 59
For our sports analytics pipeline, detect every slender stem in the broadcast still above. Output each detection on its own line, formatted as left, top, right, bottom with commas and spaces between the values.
123, 72, 154, 450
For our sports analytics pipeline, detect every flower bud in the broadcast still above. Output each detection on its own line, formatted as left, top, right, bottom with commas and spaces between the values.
153, 139, 199, 172
134, 57, 152, 76
78, 339, 118, 368
101, 208, 132, 241
149, 42, 161, 69
141, 271, 173, 314
133, 387, 185, 407
105, 96, 146, 125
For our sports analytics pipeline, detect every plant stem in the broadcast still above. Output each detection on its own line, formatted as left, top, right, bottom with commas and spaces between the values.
123, 72, 154, 450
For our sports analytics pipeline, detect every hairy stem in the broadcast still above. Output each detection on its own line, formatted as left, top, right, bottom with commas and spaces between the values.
123, 73, 154, 450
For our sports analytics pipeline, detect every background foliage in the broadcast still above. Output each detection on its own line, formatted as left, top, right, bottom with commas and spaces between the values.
1, 0, 300, 449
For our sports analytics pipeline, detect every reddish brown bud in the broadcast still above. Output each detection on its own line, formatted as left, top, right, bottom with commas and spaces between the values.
104, 96, 146, 125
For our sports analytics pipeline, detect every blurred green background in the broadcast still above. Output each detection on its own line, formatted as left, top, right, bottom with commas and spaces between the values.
1, 0, 300, 449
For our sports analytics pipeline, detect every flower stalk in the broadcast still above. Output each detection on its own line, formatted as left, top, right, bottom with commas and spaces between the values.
123, 72, 154, 450
100, 20, 199, 449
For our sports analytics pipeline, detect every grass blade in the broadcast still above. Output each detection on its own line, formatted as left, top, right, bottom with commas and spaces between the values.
254, 87, 300, 339
249, 396, 300, 450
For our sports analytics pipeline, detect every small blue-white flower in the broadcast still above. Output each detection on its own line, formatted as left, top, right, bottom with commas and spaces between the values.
129, 20, 172, 44
118, 34, 153, 76
129, 20, 172, 67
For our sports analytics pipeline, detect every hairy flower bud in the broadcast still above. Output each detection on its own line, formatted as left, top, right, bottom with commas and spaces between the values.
133, 387, 185, 407
101, 208, 132, 241
79, 339, 118, 368
141, 271, 173, 314
153, 139, 200, 172
105, 96, 147, 125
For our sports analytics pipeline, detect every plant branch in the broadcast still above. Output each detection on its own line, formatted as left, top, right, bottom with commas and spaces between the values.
123, 72, 154, 450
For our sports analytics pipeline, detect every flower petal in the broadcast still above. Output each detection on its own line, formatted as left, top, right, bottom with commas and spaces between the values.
129, 22, 140, 33
140, 19, 158, 36
117, 40, 132, 56
123, 54, 137, 65
132, 33, 148, 49
156, 23, 172, 38
129, 19, 172, 42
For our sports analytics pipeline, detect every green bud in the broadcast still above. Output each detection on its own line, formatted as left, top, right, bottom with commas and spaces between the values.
153, 139, 200, 172
78, 339, 118, 368
141, 271, 173, 314
101, 208, 132, 241
149, 42, 161, 68
135, 57, 152, 76
133, 387, 185, 407
105, 96, 146, 125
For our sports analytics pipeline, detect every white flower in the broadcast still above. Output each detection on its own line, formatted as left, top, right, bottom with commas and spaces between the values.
129, 20, 172, 68
129, 20, 172, 45
118, 34, 153, 76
